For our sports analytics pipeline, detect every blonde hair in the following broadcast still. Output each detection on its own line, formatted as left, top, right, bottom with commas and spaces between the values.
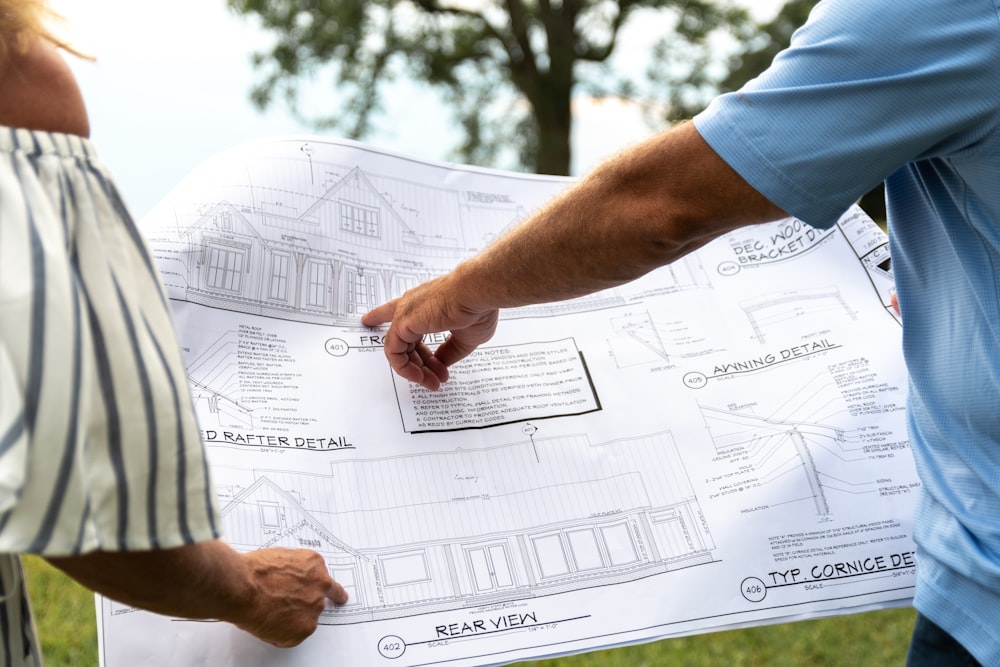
0, 1, 87, 63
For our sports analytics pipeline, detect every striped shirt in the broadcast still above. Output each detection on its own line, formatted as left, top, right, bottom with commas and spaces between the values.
0, 126, 220, 666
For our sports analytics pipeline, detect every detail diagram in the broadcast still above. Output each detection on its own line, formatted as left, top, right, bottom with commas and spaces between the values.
740, 287, 855, 344
186, 330, 254, 431
607, 305, 729, 369
609, 311, 668, 367
698, 369, 905, 519
214, 430, 714, 623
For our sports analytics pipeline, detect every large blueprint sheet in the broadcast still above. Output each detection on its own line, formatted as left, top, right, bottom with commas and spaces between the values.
98, 136, 914, 666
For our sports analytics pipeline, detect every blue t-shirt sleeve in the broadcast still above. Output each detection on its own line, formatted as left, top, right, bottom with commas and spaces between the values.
694, 0, 1000, 228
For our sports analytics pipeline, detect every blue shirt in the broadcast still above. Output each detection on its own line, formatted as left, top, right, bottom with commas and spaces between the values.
695, 0, 1000, 662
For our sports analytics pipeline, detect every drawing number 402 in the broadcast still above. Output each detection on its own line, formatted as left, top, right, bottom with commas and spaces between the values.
378, 635, 406, 659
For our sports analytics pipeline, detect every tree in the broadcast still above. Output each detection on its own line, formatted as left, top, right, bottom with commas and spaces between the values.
719, 0, 816, 94
228, 0, 753, 176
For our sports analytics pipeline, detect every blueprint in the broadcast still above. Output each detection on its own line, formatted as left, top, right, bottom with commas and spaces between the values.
97, 136, 914, 667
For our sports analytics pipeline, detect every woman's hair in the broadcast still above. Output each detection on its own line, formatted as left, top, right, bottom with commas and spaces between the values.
0, 1, 84, 63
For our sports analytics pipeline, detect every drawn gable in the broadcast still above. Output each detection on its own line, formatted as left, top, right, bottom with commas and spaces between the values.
221, 477, 355, 556
308, 167, 415, 255
184, 203, 261, 305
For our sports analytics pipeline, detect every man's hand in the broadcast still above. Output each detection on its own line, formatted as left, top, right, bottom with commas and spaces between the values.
231, 548, 348, 648
362, 122, 786, 390
362, 273, 499, 391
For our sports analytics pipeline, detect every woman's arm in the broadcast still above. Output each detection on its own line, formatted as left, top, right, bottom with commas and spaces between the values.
0, 34, 89, 136
48, 540, 348, 648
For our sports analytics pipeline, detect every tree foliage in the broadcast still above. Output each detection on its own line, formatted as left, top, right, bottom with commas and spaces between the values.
720, 0, 816, 92
228, 0, 753, 175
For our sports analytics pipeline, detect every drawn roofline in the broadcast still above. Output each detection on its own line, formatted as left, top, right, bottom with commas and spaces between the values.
306, 166, 416, 237
214, 431, 716, 623
221, 475, 362, 557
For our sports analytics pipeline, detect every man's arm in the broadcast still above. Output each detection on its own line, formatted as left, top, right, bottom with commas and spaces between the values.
47, 540, 348, 648
361, 121, 786, 390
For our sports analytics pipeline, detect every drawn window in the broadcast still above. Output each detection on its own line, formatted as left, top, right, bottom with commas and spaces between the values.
340, 202, 380, 238
258, 502, 281, 529
330, 565, 361, 607
381, 551, 430, 586
567, 528, 604, 571
395, 274, 419, 298
268, 252, 290, 301
600, 523, 639, 566
306, 260, 329, 308
206, 245, 244, 292
345, 269, 377, 314
532, 533, 570, 578
215, 211, 233, 231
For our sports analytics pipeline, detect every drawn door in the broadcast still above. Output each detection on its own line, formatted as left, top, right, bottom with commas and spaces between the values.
467, 542, 515, 593
345, 267, 377, 316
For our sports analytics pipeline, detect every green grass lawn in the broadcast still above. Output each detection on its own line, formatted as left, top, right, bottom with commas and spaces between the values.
24, 556, 100, 666
25, 554, 916, 667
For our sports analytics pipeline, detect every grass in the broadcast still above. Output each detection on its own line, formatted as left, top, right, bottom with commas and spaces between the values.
23, 556, 99, 666
24, 554, 915, 667
519, 607, 916, 666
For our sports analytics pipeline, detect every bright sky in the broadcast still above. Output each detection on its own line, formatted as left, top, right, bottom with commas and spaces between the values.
51, 0, 780, 219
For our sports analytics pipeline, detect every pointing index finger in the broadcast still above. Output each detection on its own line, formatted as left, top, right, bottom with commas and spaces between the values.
361, 299, 397, 327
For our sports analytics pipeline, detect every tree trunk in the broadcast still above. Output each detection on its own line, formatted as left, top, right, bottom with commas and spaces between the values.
533, 99, 573, 176
529, 43, 575, 177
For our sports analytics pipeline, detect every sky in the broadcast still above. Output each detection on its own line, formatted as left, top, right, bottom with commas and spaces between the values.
51, 0, 780, 220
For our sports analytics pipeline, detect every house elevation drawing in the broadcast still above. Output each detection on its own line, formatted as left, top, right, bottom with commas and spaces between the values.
217, 431, 712, 624
146, 140, 623, 326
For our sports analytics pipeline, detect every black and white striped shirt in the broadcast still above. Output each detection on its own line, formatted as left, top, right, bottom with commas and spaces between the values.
0, 127, 220, 666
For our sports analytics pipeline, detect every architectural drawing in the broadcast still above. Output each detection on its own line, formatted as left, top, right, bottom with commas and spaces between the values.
607, 305, 730, 368
608, 311, 668, 367
740, 287, 855, 344
699, 371, 888, 518
147, 145, 620, 325
216, 430, 713, 623
166, 167, 469, 326
99, 138, 916, 667
186, 330, 254, 430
